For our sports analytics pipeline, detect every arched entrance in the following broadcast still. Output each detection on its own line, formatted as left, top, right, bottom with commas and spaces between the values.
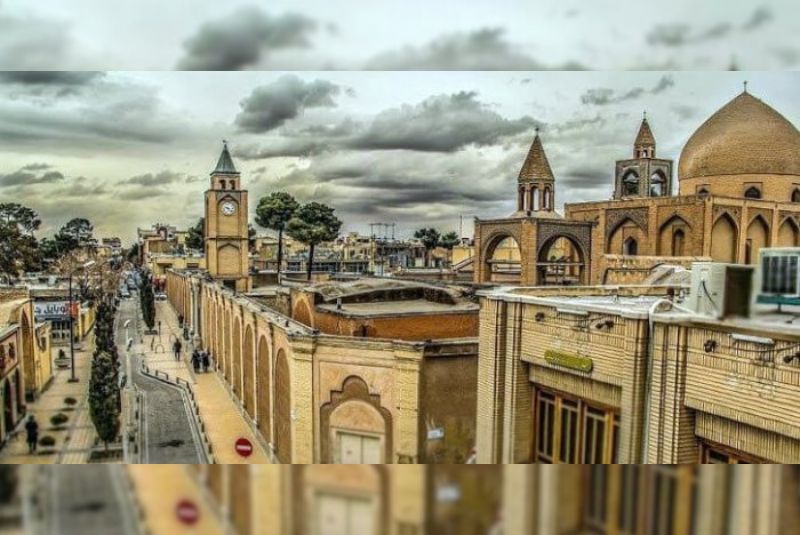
232, 318, 242, 397
20, 312, 33, 399
778, 218, 800, 247
2, 380, 13, 440
242, 325, 255, 418
256, 336, 271, 443
537, 235, 587, 286
223, 309, 232, 382
274, 349, 292, 463
711, 213, 738, 263
658, 216, 690, 256
483, 234, 522, 284
745, 215, 770, 265
607, 218, 645, 256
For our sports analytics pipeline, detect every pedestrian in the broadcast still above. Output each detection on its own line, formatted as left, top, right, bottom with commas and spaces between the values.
202, 351, 210, 373
25, 415, 39, 454
173, 339, 182, 361
127, 338, 133, 352
191, 349, 200, 372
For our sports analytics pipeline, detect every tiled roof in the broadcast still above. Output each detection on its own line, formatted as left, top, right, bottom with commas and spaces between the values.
518, 134, 555, 182
212, 142, 239, 175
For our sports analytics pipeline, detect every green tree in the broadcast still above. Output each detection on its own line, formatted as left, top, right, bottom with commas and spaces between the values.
126, 243, 140, 265
286, 202, 342, 281
439, 231, 462, 266
88, 350, 120, 451
0, 203, 42, 280
185, 218, 204, 251
255, 192, 299, 274
54, 217, 94, 253
139, 272, 156, 332
413, 228, 441, 267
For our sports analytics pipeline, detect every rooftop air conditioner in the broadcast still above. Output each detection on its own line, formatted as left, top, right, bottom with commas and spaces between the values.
688, 262, 754, 319
756, 247, 800, 308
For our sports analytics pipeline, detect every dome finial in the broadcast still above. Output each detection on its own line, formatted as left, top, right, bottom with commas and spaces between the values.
743, 80, 748, 93
643, 110, 647, 120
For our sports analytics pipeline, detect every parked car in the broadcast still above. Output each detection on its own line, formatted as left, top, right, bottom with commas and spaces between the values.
155, 293, 167, 301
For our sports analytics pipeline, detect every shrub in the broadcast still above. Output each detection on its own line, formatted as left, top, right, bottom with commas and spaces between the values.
50, 413, 69, 427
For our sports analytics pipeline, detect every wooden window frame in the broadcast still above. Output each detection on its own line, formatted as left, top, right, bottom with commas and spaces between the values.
699, 439, 765, 464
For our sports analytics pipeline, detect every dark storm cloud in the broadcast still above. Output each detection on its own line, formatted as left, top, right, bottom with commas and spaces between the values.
177, 7, 317, 70
364, 28, 584, 70
646, 23, 732, 47
121, 170, 186, 187
350, 91, 537, 152
580, 75, 675, 106
235, 75, 341, 133
742, 6, 773, 31
0, 72, 104, 86
0, 11, 74, 69
559, 166, 610, 189
0, 166, 65, 186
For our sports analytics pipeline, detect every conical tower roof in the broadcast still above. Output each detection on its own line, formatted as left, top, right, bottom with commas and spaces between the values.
518, 132, 554, 182
634, 116, 656, 156
212, 141, 239, 175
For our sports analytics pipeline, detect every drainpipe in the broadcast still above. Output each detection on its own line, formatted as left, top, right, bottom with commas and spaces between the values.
641, 298, 695, 464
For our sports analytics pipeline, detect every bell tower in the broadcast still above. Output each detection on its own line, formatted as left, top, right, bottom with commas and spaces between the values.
205, 141, 250, 292
614, 114, 673, 200
516, 129, 556, 216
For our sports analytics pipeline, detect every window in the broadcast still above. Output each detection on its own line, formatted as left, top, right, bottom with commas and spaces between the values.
697, 187, 710, 197
533, 388, 619, 464
623, 237, 638, 256
583, 466, 698, 535
700, 440, 763, 464
622, 172, 639, 196
792, 189, 800, 203
650, 172, 666, 196
744, 186, 762, 199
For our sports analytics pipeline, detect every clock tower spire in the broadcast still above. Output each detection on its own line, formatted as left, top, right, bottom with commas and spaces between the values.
205, 141, 250, 292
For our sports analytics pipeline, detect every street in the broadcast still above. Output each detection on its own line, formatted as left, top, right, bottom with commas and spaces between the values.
26, 466, 140, 535
116, 296, 204, 464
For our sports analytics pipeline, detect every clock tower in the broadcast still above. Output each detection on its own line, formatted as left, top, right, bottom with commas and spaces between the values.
205, 142, 250, 292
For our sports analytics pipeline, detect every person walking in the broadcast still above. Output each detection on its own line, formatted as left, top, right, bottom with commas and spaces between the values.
191, 349, 200, 372
25, 415, 39, 454
173, 339, 182, 361
202, 351, 210, 373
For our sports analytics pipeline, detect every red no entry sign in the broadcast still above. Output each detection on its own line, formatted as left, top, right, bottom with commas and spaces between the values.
176, 499, 200, 526
235, 437, 253, 458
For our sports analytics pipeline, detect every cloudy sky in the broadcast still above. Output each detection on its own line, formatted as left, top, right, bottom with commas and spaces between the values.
0, 0, 798, 70
1, 71, 798, 243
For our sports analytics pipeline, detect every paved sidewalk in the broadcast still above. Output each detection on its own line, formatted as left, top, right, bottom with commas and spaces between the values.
140, 302, 269, 464
0, 338, 97, 465
128, 465, 225, 535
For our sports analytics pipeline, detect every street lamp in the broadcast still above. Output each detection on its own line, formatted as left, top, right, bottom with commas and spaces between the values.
67, 260, 96, 383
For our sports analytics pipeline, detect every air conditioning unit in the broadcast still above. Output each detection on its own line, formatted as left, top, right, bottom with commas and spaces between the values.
688, 262, 754, 318
756, 247, 800, 308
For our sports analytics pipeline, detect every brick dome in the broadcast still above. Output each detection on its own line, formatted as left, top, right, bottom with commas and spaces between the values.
678, 92, 800, 182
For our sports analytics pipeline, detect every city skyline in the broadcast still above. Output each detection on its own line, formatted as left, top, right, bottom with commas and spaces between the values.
0, 71, 798, 242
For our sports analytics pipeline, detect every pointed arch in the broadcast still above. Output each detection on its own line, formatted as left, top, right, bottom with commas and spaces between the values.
745, 215, 770, 264
242, 324, 255, 417
256, 335, 271, 444
792, 189, 800, 203
711, 213, 738, 263
623, 237, 638, 256
658, 215, 691, 256
607, 217, 645, 255
232, 316, 242, 397
274, 348, 292, 463
650, 170, 667, 196
744, 186, 762, 200
622, 170, 639, 196
778, 218, 800, 247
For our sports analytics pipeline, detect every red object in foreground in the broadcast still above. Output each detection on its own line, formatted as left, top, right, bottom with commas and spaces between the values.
235, 437, 253, 457
176, 499, 200, 526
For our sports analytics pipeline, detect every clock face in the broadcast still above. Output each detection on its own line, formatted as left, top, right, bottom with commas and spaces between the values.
221, 201, 236, 216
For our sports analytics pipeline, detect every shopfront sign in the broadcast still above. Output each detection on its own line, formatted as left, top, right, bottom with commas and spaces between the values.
544, 350, 593, 373
33, 301, 72, 321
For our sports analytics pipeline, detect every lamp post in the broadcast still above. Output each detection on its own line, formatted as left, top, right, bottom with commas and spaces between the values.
67, 260, 96, 383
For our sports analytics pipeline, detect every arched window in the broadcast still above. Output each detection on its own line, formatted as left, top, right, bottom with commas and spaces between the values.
697, 187, 710, 197
622, 171, 639, 196
623, 237, 638, 256
792, 189, 800, 203
650, 172, 666, 197
744, 186, 762, 199
543, 187, 552, 210
220, 179, 227, 190
518, 187, 525, 211
532, 188, 540, 211
672, 229, 686, 256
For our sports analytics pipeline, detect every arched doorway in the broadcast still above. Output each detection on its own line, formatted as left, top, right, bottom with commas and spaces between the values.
242, 325, 255, 418
256, 335, 271, 443
20, 312, 32, 399
232, 318, 242, 397
537, 235, 586, 286
483, 235, 522, 284
607, 218, 645, 256
623, 237, 638, 256
658, 216, 690, 256
274, 349, 292, 463
223, 309, 232, 382
2, 380, 13, 440
671, 230, 686, 257
745, 216, 770, 265
778, 218, 800, 247
711, 214, 738, 263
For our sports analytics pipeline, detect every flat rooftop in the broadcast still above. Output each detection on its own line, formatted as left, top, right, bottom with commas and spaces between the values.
317, 298, 478, 318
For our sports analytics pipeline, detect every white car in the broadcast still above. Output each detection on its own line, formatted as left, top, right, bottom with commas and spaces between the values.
155, 293, 168, 301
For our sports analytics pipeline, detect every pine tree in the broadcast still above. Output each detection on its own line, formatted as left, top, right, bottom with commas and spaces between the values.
139, 272, 156, 332
88, 350, 120, 451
